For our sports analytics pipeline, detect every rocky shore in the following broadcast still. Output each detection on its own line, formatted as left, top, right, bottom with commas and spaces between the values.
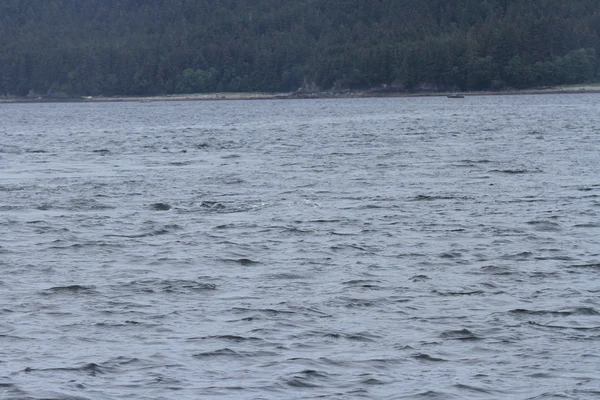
2, 85, 600, 104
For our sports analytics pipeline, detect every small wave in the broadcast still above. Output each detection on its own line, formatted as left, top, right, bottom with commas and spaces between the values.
526, 220, 562, 232
433, 289, 484, 296
95, 320, 158, 328
37, 199, 114, 211
106, 226, 176, 238
281, 369, 332, 388
192, 348, 238, 357
330, 244, 368, 252
458, 159, 492, 164
573, 223, 600, 228
410, 275, 431, 282
0, 382, 19, 400
453, 383, 493, 394
439, 252, 463, 259
224, 177, 245, 184
36, 202, 54, 210
412, 353, 448, 362
200, 200, 226, 210
527, 372, 554, 378
411, 194, 457, 201
489, 168, 539, 174
361, 377, 387, 385
197, 199, 270, 214
221, 153, 241, 159
309, 219, 342, 223
166, 157, 195, 165
297, 369, 329, 379
193, 348, 275, 358
331, 230, 360, 235
501, 251, 533, 261
264, 272, 307, 280
213, 223, 237, 229
150, 202, 171, 211
221, 258, 260, 266
331, 296, 377, 308
40, 285, 97, 295
398, 390, 451, 399
572, 389, 600, 397
0, 205, 25, 211
92, 149, 110, 154
284, 378, 321, 388
13, 389, 92, 400
25, 362, 109, 377
303, 330, 380, 342
533, 255, 574, 261
70, 198, 115, 211
361, 203, 386, 209
527, 321, 600, 331
342, 279, 382, 288
568, 262, 600, 269
440, 329, 481, 340
189, 335, 263, 343
278, 225, 315, 234
126, 279, 217, 294
47, 242, 86, 250
509, 307, 600, 316
0, 184, 37, 192
46, 236, 127, 250
0, 146, 22, 154
231, 307, 294, 316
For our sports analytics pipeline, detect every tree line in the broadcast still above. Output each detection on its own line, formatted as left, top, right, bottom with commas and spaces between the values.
1, 0, 599, 97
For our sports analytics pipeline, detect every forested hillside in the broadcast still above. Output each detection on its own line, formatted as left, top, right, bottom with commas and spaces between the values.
1, 0, 599, 96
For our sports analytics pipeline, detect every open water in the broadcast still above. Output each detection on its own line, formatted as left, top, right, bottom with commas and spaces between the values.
2, 94, 600, 399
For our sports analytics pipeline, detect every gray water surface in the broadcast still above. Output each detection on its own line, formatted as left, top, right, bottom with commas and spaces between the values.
2, 94, 600, 399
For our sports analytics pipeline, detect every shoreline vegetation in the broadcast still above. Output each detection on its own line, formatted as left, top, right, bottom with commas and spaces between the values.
3, 2, 600, 101
1, 84, 600, 104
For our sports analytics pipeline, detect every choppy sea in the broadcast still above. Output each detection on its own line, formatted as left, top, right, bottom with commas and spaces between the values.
2, 94, 600, 399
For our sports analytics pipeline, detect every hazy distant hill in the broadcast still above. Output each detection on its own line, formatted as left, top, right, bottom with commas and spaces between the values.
1, 0, 599, 96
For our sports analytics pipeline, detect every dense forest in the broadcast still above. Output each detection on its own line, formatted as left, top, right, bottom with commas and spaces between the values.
1, 0, 600, 97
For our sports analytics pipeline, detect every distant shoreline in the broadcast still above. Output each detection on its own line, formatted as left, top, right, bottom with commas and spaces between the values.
2, 85, 600, 104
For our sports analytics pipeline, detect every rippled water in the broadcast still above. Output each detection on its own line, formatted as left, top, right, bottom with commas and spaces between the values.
2, 94, 600, 399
